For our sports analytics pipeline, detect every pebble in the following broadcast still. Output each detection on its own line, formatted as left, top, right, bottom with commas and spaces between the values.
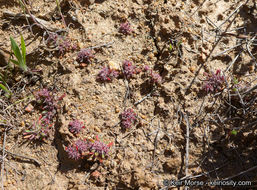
108, 60, 120, 70
25, 104, 34, 112
94, 126, 101, 133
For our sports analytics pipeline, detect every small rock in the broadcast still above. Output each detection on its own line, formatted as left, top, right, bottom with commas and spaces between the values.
108, 60, 120, 70
91, 170, 100, 178
25, 104, 34, 112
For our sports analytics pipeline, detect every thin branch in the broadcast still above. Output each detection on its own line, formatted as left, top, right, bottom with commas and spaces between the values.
0, 148, 41, 166
134, 90, 153, 106
223, 165, 257, 181
1, 130, 7, 190
151, 121, 160, 170
184, 113, 190, 181
217, 3, 245, 30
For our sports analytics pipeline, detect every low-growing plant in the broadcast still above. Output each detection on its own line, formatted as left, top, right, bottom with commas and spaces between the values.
97, 67, 119, 82
0, 73, 11, 98
23, 115, 53, 141
119, 22, 133, 35
86, 136, 113, 161
202, 69, 226, 94
122, 60, 136, 79
76, 49, 94, 64
65, 143, 82, 160
144, 65, 162, 85
65, 136, 113, 162
23, 89, 65, 141
46, 32, 77, 54
10, 35, 28, 72
68, 120, 85, 134
120, 108, 137, 129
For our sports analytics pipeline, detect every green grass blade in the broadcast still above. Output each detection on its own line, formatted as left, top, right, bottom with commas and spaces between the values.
10, 59, 20, 66
0, 84, 11, 98
21, 35, 26, 64
10, 37, 23, 63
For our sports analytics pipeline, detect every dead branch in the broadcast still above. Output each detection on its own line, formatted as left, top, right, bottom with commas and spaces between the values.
3, 11, 59, 32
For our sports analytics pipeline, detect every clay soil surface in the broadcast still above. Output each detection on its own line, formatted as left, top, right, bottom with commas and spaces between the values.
0, 0, 256, 189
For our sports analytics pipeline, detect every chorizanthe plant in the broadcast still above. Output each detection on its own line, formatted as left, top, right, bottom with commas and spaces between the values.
120, 108, 137, 129
23, 89, 65, 141
65, 136, 113, 162
34, 88, 65, 120
122, 60, 136, 79
119, 22, 133, 35
46, 32, 77, 54
68, 120, 85, 134
76, 49, 94, 64
87, 136, 113, 160
144, 65, 162, 85
202, 69, 226, 94
23, 115, 52, 141
65, 143, 81, 160
97, 67, 119, 82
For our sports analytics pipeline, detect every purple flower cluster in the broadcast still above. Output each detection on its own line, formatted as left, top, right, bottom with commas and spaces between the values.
23, 115, 52, 140
120, 108, 136, 129
202, 69, 226, 94
87, 139, 111, 157
98, 67, 119, 82
75, 139, 88, 152
123, 60, 136, 79
46, 32, 77, 54
144, 65, 162, 84
65, 137, 112, 161
35, 89, 65, 120
119, 22, 133, 35
76, 49, 94, 63
65, 144, 81, 160
24, 89, 65, 141
68, 120, 85, 134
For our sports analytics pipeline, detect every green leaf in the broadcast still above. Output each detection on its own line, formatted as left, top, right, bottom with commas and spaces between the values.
176, 40, 182, 48
233, 77, 238, 85
0, 84, 11, 98
231, 130, 237, 135
10, 37, 23, 63
169, 44, 173, 51
20, 35, 26, 64
10, 59, 20, 66
10, 36, 27, 71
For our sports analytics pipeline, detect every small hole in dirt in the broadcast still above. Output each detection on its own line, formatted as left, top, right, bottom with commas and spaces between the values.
221, 38, 229, 44
217, 14, 224, 21
200, 19, 205, 24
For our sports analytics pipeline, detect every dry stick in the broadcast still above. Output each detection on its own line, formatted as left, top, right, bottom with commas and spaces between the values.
217, 2, 245, 30
3, 11, 58, 32
224, 50, 242, 72
179, 162, 228, 181
184, 113, 190, 182
56, 0, 67, 27
1, 130, 7, 190
134, 90, 153, 106
234, 119, 257, 131
151, 121, 160, 170
0, 148, 41, 166
123, 79, 130, 107
190, 0, 208, 17
223, 165, 257, 181
246, 35, 257, 66
214, 43, 243, 57
242, 83, 257, 96
19, 0, 33, 34
206, 17, 220, 30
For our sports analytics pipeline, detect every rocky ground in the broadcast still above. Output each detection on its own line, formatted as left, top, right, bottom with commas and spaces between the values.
0, 0, 256, 189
